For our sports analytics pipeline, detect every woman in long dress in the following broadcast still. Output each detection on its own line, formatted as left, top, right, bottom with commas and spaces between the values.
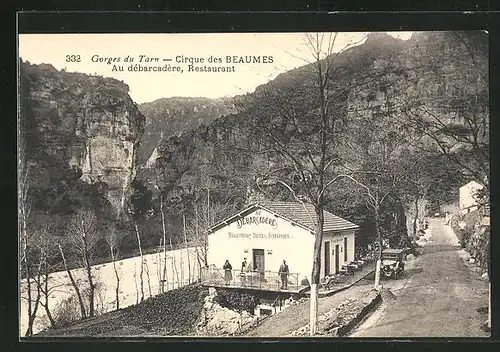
223, 260, 232, 284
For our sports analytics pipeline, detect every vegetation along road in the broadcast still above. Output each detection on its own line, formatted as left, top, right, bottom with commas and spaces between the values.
350, 218, 489, 338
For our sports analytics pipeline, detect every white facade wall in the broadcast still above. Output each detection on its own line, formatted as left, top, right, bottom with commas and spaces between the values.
459, 181, 483, 211
320, 230, 356, 278
207, 208, 314, 283
207, 207, 356, 283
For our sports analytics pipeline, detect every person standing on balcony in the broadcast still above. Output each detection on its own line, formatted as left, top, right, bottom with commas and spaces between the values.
241, 258, 248, 286
223, 260, 232, 285
279, 260, 289, 290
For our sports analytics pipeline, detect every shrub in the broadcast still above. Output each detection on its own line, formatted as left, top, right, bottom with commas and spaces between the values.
450, 212, 476, 248
214, 289, 260, 314
52, 294, 82, 328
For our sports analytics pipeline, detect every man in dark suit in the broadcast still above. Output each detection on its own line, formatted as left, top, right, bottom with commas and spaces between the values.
279, 260, 289, 289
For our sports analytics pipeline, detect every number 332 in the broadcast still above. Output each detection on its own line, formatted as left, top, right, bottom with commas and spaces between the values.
65, 55, 81, 62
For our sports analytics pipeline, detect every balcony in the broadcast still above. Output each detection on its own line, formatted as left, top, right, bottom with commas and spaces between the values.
200, 266, 310, 294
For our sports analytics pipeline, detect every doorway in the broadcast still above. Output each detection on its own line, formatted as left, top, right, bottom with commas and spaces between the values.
253, 249, 265, 279
324, 241, 331, 276
344, 237, 348, 262
335, 244, 340, 274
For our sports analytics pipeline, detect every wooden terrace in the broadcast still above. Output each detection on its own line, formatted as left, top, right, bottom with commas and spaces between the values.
200, 266, 310, 294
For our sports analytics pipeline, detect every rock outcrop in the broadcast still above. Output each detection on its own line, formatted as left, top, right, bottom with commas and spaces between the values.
20, 61, 145, 217
195, 292, 256, 336
137, 96, 235, 166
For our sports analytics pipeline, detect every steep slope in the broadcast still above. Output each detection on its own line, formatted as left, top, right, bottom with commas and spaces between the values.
37, 284, 208, 337
137, 33, 406, 169
137, 97, 235, 166
140, 32, 484, 245
20, 61, 146, 218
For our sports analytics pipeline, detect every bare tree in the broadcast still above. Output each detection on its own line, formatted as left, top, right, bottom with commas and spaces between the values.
133, 261, 139, 304
133, 223, 145, 302
19, 161, 49, 335
156, 239, 165, 293
68, 209, 101, 317
339, 70, 424, 286
157, 190, 179, 290
21, 250, 42, 336
104, 226, 121, 310
159, 193, 168, 292
19, 160, 36, 336
183, 213, 191, 284
241, 33, 369, 335
144, 255, 153, 298
58, 243, 87, 319
186, 190, 239, 277
31, 221, 61, 329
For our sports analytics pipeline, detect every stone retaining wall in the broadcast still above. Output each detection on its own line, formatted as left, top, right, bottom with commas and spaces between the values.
287, 289, 382, 337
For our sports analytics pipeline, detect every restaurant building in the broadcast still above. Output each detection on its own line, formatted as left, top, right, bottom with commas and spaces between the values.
204, 201, 359, 292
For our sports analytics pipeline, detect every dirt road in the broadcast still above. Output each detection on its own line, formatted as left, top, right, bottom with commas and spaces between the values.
350, 218, 490, 338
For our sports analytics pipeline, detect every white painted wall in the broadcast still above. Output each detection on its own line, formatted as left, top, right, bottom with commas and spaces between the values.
460, 181, 483, 210
207, 208, 314, 283
207, 207, 357, 283
319, 230, 355, 277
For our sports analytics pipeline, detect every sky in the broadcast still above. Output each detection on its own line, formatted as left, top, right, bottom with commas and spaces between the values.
19, 32, 413, 104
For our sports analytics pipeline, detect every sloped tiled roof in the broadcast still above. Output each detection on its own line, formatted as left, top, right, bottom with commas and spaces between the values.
205, 201, 359, 234
258, 201, 359, 232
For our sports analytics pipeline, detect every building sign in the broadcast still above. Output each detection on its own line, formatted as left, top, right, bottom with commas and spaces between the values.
236, 215, 278, 229
228, 232, 291, 239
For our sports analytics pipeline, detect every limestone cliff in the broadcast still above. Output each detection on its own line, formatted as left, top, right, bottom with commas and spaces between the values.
20, 61, 145, 218
137, 96, 235, 166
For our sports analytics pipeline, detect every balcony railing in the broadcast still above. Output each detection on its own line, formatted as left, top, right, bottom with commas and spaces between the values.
200, 265, 307, 292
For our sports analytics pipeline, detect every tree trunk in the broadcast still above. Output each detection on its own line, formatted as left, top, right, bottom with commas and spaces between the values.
169, 232, 180, 288
194, 210, 203, 272
21, 195, 35, 336
58, 244, 87, 319
26, 256, 43, 336
41, 260, 56, 329
156, 241, 163, 293
160, 196, 168, 293
23, 241, 33, 336
207, 188, 210, 224
134, 223, 145, 302
413, 196, 419, 237
395, 196, 410, 248
374, 205, 382, 289
81, 225, 95, 317
183, 213, 191, 284
309, 207, 324, 336
133, 262, 139, 304
110, 244, 120, 310
144, 260, 153, 298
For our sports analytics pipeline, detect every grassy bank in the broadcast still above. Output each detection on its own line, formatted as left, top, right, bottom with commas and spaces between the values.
36, 284, 208, 337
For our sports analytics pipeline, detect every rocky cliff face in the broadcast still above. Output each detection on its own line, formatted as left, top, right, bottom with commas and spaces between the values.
20, 62, 145, 217
137, 97, 235, 166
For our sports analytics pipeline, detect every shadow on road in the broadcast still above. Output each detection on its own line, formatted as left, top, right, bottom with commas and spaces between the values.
421, 244, 459, 254
362, 306, 454, 332
389, 281, 435, 293
403, 268, 424, 276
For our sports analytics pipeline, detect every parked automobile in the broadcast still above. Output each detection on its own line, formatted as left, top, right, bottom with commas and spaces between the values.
381, 248, 405, 279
